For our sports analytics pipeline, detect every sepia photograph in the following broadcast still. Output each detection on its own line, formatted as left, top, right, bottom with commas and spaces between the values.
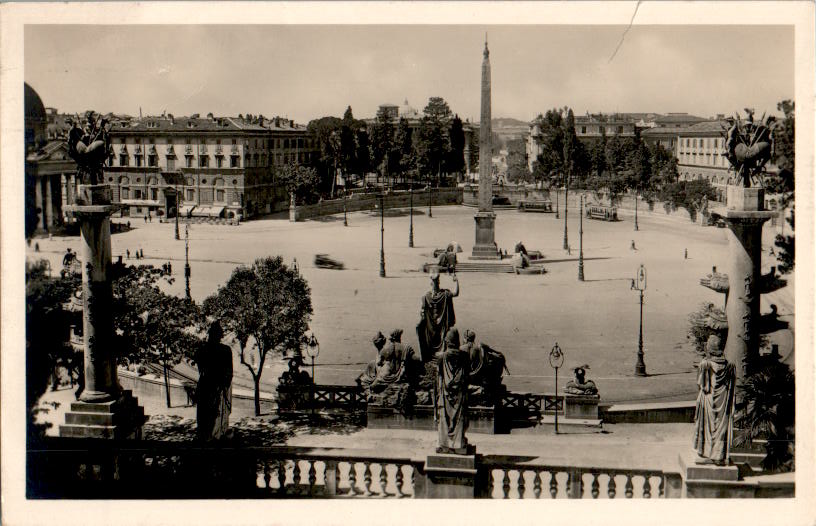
2, 2, 814, 525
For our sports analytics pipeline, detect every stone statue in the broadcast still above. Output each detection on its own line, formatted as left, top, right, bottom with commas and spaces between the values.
279, 357, 312, 387
67, 111, 111, 185
564, 365, 599, 396
436, 327, 471, 454
723, 110, 774, 188
357, 331, 387, 391
417, 269, 459, 362
196, 321, 233, 441
462, 329, 507, 401
693, 335, 737, 465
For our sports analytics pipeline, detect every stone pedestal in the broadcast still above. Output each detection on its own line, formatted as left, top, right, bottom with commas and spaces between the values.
714, 186, 775, 379
61, 184, 145, 439
423, 452, 480, 498
471, 212, 499, 259
564, 394, 600, 419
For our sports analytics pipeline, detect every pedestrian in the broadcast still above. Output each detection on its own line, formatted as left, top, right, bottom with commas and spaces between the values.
35, 242, 40, 252
630, 240, 637, 251
168, 262, 172, 275
126, 249, 130, 259
567, 244, 571, 255
684, 248, 688, 259
140, 249, 145, 259
144, 215, 147, 223
127, 221, 131, 229
769, 246, 775, 256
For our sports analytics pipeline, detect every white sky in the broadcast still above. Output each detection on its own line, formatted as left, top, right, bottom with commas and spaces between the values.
25, 25, 793, 124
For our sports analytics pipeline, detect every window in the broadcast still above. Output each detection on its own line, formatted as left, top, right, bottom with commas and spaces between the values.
119, 154, 129, 166
617, 126, 624, 134
230, 156, 239, 168
186, 189, 195, 201
135, 155, 143, 167
122, 188, 130, 199
199, 156, 209, 168
151, 188, 158, 200
186, 156, 193, 168
148, 155, 158, 167
134, 189, 143, 199
232, 139, 237, 145
581, 126, 586, 134
216, 139, 221, 145
216, 189, 225, 202
284, 139, 290, 149
185, 137, 191, 145
216, 156, 223, 168
166, 158, 175, 171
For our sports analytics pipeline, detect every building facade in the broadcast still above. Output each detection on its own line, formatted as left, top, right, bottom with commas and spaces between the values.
674, 120, 732, 201
105, 114, 317, 220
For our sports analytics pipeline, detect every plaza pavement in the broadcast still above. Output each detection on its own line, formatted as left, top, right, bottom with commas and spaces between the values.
28, 199, 793, 404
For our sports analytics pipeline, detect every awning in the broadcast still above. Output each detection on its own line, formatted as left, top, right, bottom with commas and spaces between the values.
192, 206, 224, 218
179, 205, 197, 216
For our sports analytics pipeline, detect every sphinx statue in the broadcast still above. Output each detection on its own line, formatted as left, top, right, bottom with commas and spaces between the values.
564, 365, 599, 396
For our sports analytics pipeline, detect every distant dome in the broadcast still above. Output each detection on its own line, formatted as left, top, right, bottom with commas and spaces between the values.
399, 98, 420, 119
24, 83, 47, 152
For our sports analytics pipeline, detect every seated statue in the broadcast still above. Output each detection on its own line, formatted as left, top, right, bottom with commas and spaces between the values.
374, 329, 420, 387
279, 357, 312, 387
462, 329, 507, 399
357, 331, 387, 391
564, 365, 599, 396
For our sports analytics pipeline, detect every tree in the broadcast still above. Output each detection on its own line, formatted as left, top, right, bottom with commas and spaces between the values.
770, 99, 794, 273
353, 126, 372, 179
532, 109, 565, 188
445, 115, 466, 179
204, 257, 313, 416
416, 97, 452, 186
562, 108, 580, 186
775, 208, 794, 274
370, 107, 395, 183
278, 162, 320, 205
505, 138, 531, 184
118, 280, 204, 408
306, 116, 343, 194
395, 117, 414, 183
340, 106, 358, 182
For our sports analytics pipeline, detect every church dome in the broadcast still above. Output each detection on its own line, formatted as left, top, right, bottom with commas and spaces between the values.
24, 83, 47, 152
399, 99, 420, 119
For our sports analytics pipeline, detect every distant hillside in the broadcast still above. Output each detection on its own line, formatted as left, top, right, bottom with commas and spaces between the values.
492, 117, 529, 128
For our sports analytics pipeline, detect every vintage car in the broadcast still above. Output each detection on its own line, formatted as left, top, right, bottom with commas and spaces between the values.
314, 254, 345, 270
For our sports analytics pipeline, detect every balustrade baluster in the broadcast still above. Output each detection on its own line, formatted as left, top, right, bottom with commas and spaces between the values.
549, 471, 558, 498
308, 461, 317, 496
517, 469, 526, 499
502, 469, 511, 499
348, 462, 358, 495
658, 476, 665, 498
411, 465, 416, 497
533, 470, 542, 499
379, 463, 389, 496
291, 460, 302, 495
624, 474, 634, 498
567, 471, 584, 498
607, 475, 617, 498
276, 460, 286, 494
263, 461, 271, 489
642, 476, 652, 498
395, 465, 405, 498
363, 462, 373, 496
591, 473, 600, 499
324, 460, 339, 496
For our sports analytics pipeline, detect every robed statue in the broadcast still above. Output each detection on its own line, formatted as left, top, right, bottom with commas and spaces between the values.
417, 268, 459, 362
693, 335, 737, 465
196, 321, 233, 441
436, 327, 471, 454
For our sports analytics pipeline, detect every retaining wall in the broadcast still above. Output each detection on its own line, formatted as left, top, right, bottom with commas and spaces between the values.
289, 188, 462, 221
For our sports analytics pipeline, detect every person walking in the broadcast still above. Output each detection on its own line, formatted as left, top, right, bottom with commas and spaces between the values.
684, 248, 688, 259
126, 249, 130, 259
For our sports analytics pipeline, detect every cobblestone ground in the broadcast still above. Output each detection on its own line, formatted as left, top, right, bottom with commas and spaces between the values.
28, 200, 793, 403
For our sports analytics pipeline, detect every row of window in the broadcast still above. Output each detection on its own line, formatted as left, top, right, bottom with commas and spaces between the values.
578, 125, 627, 135
682, 137, 722, 149
119, 187, 231, 203
115, 152, 314, 169
115, 137, 312, 149
114, 176, 239, 186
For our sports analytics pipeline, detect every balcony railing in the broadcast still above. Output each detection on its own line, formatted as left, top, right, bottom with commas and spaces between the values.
27, 438, 681, 499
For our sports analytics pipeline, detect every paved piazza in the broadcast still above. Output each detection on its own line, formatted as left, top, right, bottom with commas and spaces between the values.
29, 200, 792, 403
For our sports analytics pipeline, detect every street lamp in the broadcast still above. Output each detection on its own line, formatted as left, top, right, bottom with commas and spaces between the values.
184, 224, 191, 301
408, 184, 414, 248
554, 185, 559, 219
428, 175, 433, 218
563, 174, 570, 251
175, 184, 181, 240
578, 194, 585, 281
306, 334, 320, 383
379, 193, 386, 278
631, 264, 647, 376
634, 186, 639, 231
548, 343, 565, 434
343, 190, 348, 227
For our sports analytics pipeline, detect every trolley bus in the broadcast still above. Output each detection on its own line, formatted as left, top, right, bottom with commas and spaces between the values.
585, 205, 618, 221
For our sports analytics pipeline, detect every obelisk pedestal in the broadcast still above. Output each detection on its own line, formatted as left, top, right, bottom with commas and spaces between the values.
471, 38, 499, 260
60, 184, 145, 440
714, 186, 775, 380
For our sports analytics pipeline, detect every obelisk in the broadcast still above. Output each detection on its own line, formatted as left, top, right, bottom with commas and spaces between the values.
471, 36, 499, 260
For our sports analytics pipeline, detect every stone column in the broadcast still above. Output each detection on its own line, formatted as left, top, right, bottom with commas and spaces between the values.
716, 186, 775, 379
35, 176, 45, 231
44, 174, 54, 229
60, 184, 145, 439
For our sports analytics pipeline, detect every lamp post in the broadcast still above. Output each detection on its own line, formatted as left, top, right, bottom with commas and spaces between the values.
306, 334, 320, 418
428, 175, 433, 218
379, 193, 386, 278
175, 184, 181, 240
634, 186, 639, 231
549, 342, 565, 434
408, 184, 414, 248
578, 194, 585, 281
554, 185, 559, 219
343, 190, 348, 227
184, 224, 191, 301
631, 264, 647, 376
563, 174, 570, 251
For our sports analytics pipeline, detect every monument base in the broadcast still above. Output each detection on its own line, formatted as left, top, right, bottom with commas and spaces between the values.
423, 453, 480, 498
59, 390, 146, 440
366, 404, 501, 434
564, 394, 600, 419
472, 212, 499, 260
